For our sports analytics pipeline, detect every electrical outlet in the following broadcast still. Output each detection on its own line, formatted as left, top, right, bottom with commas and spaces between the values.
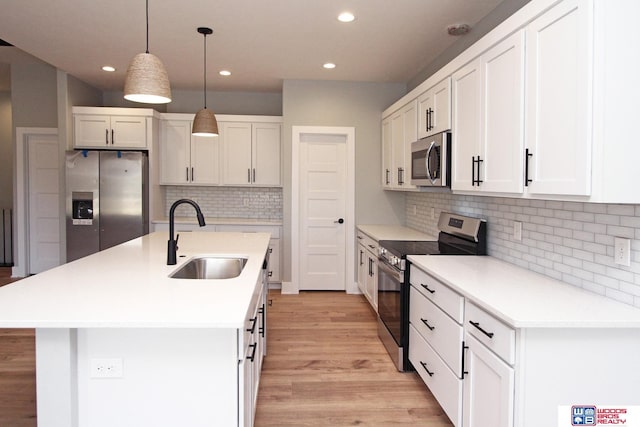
614, 237, 631, 267
90, 358, 123, 378
412, 204, 417, 215
513, 221, 522, 241
243, 199, 249, 207
430, 207, 435, 219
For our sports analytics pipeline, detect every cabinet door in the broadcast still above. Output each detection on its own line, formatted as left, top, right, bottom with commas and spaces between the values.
480, 30, 525, 193
74, 115, 111, 148
159, 120, 191, 185
110, 116, 147, 148
357, 242, 367, 294
390, 110, 404, 188
451, 58, 482, 192
267, 238, 281, 282
191, 134, 220, 185
463, 333, 514, 427
253, 123, 281, 186
222, 122, 253, 185
381, 117, 393, 188
401, 101, 417, 190
417, 90, 433, 139
525, 0, 592, 196
431, 77, 452, 135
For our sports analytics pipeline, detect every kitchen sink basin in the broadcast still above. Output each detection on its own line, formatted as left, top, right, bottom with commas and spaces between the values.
169, 256, 248, 280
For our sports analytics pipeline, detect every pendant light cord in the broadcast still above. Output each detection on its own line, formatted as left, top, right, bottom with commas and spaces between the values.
203, 33, 208, 109
145, 0, 150, 53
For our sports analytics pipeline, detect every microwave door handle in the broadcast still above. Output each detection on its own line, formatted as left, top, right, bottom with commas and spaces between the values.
425, 141, 436, 183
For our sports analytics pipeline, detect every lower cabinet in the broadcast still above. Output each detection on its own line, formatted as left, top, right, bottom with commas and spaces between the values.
238, 279, 267, 427
356, 230, 378, 311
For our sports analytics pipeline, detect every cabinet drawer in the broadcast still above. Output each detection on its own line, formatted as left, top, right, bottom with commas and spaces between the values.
356, 231, 378, 254
410, 286, 463, 376
465, 302, 515, 365
409, 325, 462, 427
409, 265, 463, 323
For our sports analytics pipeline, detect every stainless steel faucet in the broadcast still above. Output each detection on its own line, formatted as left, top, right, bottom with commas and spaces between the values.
167, 199, 206, 265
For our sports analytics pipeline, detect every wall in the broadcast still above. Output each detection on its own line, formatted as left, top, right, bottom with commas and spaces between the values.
0, 91, 12, 208
406, 192, 640, 308
102, 89, 282, 116
165, 186, 282, 220
281, 79, 407, 283
10, 62, 58, 128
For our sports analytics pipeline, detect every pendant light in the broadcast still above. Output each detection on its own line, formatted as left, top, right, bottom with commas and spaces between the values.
124, 0, 172, 104
192, 27, 219, 137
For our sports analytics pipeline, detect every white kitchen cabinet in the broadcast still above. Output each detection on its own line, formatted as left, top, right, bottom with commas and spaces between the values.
159, 118, 220, 185
73, 107, 152, 149
462, 333, 514, 427
382, 100, 417, 190
452, 30, 525, 194
524, 0, 592, 196
381, 117, 393, 188
417, 77, 451, 139
356, 230, 378, 311
221, 122, 281, 187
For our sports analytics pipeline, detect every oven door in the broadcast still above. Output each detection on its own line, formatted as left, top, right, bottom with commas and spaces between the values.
377, 259, 404, 346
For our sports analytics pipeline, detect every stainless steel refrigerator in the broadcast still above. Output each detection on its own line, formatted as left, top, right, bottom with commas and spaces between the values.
66, 150, 148, 262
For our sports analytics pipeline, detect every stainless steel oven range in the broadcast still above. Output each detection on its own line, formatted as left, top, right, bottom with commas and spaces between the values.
377, 212, 487, 372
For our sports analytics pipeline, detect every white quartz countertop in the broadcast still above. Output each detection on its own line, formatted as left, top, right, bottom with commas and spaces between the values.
407, 255, 640, 328
153, 217, 282, 226
0, 231, 270, 329
357, 225, 436, 242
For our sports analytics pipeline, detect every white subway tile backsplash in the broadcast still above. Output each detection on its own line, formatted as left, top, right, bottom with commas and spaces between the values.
164, 186, 282, 220
406, 192, 640, 308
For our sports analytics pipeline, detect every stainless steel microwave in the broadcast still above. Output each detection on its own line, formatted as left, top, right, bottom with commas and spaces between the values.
410, 131, 451, 187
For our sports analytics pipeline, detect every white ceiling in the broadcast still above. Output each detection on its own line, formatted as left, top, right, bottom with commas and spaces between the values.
0, 0, 505, 93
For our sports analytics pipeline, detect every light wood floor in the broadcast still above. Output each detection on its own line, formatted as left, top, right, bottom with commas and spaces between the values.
0, 271, 451, 427
254, 291, 453, 426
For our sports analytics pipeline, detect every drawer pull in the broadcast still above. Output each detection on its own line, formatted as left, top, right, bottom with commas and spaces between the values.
247, 316, 258, 334
461, 342, 469, 379
469, 320, 494, 338
420, 318, 435, 331
419, 361, 434, 377
247, 343, 257, 362
420, 283, 436, 294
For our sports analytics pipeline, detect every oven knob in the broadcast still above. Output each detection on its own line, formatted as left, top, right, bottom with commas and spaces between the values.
390, 256, 399, 266
379, 247, 387, 256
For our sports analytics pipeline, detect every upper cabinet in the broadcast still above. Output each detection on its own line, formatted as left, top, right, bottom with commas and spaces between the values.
221, 121, 281, 187
524, 0, 592, 196
451, 31, 525, 194
382, 100, 418, 190
73, 107, 154, 150
159, 117, 220, 186
417, 78, 451, 139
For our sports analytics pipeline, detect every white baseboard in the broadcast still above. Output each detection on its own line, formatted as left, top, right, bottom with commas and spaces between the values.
280, 281, 299, 294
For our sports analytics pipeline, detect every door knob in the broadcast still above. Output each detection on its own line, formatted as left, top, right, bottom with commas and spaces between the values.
334, 218, 344, 224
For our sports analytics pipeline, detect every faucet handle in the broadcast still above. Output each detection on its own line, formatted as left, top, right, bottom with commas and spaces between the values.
175, 233, 180, 250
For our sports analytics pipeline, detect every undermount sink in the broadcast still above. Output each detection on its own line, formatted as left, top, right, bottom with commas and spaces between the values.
169, 256, 248, 280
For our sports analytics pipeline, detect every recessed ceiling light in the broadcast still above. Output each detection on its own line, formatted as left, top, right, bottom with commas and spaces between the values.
219, 70, 231, 76
102, 66, 116, 72
323, 63, 336, 69
337, 12, 355, 23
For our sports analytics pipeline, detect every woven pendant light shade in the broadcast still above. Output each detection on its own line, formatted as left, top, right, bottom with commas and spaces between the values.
192, 107, 219, 136
124, 52, 172, 104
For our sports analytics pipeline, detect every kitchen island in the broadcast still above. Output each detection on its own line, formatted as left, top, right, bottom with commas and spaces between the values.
0, 231, 271, 427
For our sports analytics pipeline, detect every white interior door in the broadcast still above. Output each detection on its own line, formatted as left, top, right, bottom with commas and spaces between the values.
28, 134, 61, 274
298, 133, 348, 291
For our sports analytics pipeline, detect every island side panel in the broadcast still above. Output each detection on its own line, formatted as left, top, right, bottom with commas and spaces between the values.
76, 328, 238, 427
36, 328, 79, 427
515, 327, 640, 427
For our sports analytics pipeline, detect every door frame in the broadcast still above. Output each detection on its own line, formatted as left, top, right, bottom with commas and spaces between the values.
14, 127, 59, 277
290, 126, 355, 294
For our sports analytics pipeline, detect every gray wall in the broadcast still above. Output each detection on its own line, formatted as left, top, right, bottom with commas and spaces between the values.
102, 89, 282, 116
407, 0, 532, 91
10, 62, 58, 128
0, 91, 12, 208
281, 79, 407, 283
